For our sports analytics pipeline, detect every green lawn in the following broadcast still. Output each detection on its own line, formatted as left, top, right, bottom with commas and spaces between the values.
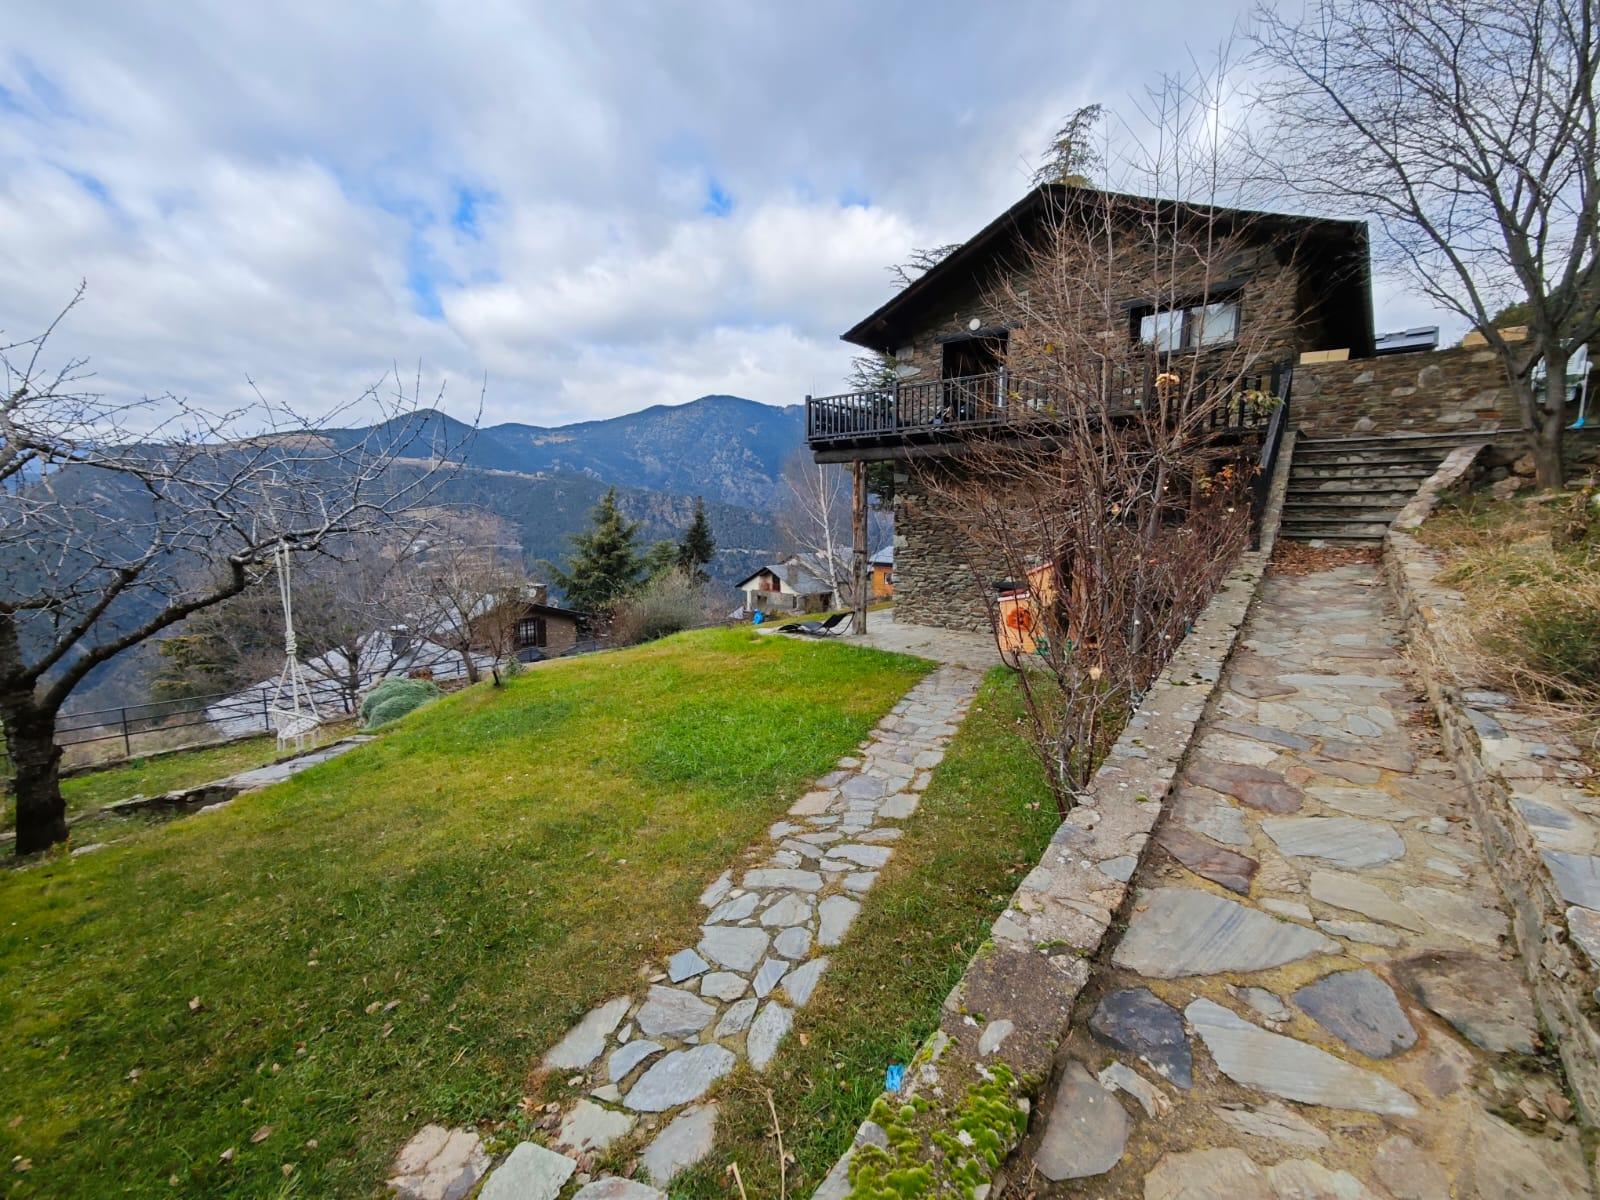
0, 628, 929, 1198
62, 737, 299, 819
672, 669, 1058, 1198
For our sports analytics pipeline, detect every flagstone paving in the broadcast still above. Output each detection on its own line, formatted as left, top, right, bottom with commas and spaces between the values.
387, 664, 982, 1198
1018, 563, 1593, 1198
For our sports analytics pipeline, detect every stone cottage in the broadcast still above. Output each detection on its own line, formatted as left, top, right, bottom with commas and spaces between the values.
804, 185, 1380, 631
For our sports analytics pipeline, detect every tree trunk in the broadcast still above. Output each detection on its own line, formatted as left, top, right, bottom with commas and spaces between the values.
1534, 346, 1568, 490
3, 694, 68, 855
850, 461, 868, 635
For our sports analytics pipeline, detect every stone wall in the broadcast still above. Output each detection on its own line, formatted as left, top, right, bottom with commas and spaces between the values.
1296, 346, 1512, 437
544, 614, 581, 654
1384, 471, 1600, 1123
890, 466, 1001, 633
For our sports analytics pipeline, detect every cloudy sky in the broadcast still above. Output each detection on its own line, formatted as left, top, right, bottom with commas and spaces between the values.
1, 2, 1441, 430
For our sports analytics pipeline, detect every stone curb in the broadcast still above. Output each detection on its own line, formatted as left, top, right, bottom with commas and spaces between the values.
1383, 450, 1600, 1124
809, 442, 1296, 1199
99, 736, 373, 818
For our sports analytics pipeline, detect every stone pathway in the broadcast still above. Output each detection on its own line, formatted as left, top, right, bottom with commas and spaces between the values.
387, 665, 982, 1199
1019, 562, 1593, 1198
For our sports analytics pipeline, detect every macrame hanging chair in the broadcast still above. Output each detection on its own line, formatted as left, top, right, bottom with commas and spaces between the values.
269, 541, 323, 751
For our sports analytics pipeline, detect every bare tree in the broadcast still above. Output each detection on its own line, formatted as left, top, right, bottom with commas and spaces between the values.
153, 530, 438, 712
775, 454, 891, 611
0, 291, 470, 854
290, 530, 442, 711
776, 455, 853, 606
908, 49, 1298, 814
1250, 0, 1600, 486
409, 508, 529, 686
915, 191, 1287, 813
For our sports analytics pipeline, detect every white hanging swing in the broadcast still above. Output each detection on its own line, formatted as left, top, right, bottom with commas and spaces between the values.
270, 541, 323, 752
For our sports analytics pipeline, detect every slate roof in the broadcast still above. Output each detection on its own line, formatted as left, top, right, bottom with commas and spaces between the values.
734, 562, 833, 596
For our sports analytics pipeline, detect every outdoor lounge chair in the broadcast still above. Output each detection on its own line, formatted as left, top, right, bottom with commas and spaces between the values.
780, 613, 850, 637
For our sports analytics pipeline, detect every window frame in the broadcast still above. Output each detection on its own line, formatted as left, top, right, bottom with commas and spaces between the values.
1129, 289, 1244, 354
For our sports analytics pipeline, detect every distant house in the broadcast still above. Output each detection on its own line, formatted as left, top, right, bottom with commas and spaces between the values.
506, 598, 592, 661
869, 544, 895, 600
734, 557, 835, 614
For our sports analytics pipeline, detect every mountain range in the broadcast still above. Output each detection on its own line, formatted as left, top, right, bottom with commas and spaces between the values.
342, 393, 809, 588
334, 393, 806, 510
54, 394, 809, 711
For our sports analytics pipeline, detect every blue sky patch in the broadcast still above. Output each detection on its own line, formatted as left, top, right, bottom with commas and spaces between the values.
452, 185, 493, 237
702, 179, 734, 217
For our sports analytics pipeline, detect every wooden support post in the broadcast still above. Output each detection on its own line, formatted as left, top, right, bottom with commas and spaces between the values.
851, 460, 868, 636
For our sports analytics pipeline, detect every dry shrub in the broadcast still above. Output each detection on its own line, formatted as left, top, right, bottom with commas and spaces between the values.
1425, 490, 1600, 725
609, 570, 707, 646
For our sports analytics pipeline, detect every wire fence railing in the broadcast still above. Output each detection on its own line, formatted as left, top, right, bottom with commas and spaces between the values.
22, 616, 738, 774
50, 655, 481, 763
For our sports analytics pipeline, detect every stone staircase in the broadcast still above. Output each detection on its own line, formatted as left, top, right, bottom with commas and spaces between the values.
1281, 432, 1489, 543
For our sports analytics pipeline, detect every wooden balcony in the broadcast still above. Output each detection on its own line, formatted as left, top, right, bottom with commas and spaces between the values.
805, 365, 1288, 455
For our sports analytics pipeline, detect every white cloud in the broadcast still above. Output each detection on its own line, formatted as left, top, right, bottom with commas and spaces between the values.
0, 0, 1444, 431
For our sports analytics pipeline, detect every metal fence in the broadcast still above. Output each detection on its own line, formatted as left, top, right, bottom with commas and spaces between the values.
52, 655, 478, 760
27, 616, 740, 772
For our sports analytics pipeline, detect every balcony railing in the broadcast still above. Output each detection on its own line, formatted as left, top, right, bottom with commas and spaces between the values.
805, 364, 1288, 448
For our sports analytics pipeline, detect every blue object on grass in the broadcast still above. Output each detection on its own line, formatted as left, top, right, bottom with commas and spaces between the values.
885, 1063, 905, 1091
752, 610, 764, 624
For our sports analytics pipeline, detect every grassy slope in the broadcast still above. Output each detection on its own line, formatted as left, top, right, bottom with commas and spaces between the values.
673, 670, 1057, 1199
0, 629, 927, 1198
1421, 491, 1600, 702
5, 736, 291, 832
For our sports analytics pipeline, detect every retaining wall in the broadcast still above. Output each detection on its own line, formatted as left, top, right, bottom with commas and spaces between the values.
1296, 346, 1513, 438
1384, 455, 1600, 1123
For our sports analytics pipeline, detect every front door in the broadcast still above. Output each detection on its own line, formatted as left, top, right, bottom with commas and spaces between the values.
940, 333, 1007, 422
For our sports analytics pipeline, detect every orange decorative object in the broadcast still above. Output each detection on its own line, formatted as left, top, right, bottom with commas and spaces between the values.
995, 562, 1059, 657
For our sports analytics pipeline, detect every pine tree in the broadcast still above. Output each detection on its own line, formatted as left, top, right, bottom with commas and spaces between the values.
642, 539, 680, 581
549, 488, 644, 612
676, 497, 716, 582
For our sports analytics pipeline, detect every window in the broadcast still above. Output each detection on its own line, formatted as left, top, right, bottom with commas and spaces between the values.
517, 616, 546, 648
1139, 309, 1185, 352
1137, 299, 1240, 351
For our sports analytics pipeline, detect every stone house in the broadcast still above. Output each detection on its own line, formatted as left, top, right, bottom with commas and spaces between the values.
734, 557, 835, 615
506, 599, 590, 661
470, 585, 591, 662
806, 185, 1377, 631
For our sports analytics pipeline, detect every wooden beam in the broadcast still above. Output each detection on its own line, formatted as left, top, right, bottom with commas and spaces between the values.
851, 460, 868, 635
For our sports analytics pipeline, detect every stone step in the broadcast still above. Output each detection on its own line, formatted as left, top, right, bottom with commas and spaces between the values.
1292, 448, 1448, 467
1282, 502, 1405, 522
1286, 467, 1440, 486
1279, 516, 1392, 541
1296, 430, 1500, 452
1282, 534, 1388, 546
1286, 486, 1419, 504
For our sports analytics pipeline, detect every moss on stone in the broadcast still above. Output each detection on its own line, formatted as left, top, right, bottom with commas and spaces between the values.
845, 1065, 1026, 1200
